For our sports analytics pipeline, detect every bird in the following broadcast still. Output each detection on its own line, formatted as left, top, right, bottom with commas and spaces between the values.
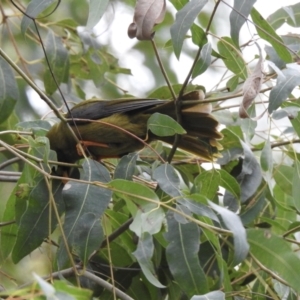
46, 94, 223, 168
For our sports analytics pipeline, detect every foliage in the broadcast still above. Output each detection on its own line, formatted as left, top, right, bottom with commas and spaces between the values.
0, 0, 300, 299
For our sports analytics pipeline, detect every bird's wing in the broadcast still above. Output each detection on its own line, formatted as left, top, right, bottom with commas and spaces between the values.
66, 98, 167, 120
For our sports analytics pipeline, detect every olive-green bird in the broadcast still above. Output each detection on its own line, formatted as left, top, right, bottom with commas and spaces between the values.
46, 97, 222, 165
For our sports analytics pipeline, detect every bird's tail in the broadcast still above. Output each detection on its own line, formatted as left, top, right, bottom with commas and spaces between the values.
147, 93, 223, 161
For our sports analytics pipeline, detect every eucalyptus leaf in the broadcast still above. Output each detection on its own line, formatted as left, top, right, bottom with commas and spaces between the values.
165, 212, 209, 297
248, 228, 300, 294
57, 159, 111, 268
153, 163, 181, 197
12, 177, 64, 263
217, 37, 247, 80
86, 0, 109, 30
268, 67, 300, 113
0, 56, 19, 124
251, 7, 293, 63
44, 30, 70, 95
209, 201, 249, 266
21, 0, 57, 34
114, 153, 138, 180
170, 0, 208, 58
267, 3, 300, 30
147, 113, 186, 136
192, 42, 212, 78
230, 0, 257, 47
132, 233, 165, 288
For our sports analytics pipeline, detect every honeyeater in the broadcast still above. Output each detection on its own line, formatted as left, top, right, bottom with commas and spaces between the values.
46, 96, 223, 165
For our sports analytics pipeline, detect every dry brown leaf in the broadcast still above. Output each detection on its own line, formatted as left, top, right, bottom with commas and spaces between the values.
239, 43, 263, 118
128, 0, 166, 40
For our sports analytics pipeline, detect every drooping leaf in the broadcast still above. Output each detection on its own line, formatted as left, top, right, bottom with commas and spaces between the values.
209, 201, 249, 265
0, 56, 19, 124
260, 140, 273, 172
132, 233, 165, 288
86, 0, 109, 30
114, 153, 138, 180
12, 177, 64, 263
170, 0, 208, 58
165, 212, 209, 297
128, 0, 166, 40
57, 159, 111, 268
268, 67, 300, 113
239, 43, 263, 118
44, 30, 69, 95
217, 37, 247, 80
73, 213, 103, 264
153, 163, 181, 197
192, 42, 212, 78
248, 228, 300, 294
147, 113, 186, 136
224, 141, 262, 208
230, 0, 257, 47
21, 0, 57, 34
251, 7, 293, 63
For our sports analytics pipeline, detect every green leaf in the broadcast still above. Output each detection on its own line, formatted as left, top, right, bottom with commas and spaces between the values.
12, 177, 64, 263
86, 0, 109, 30
132, 233, 165, 288
191, 24, 207, 47
261, 140, 273, 172
194, 170, 220, 200
268, 68, 300, 113
57, 159, 111, 268
53, 280, 93, 299
192, 42, 212, 78
251, 7, 293, 63
218, 169, 241, 200
153, 164, 181, 197
217, 37, 247, 80
0, 56, 19, 124
292, 160, 300, 212
282, 102, 300, 137
73, 213, 102, 265
44, 30, 70, 95
226, 75, 240, 92
114, 153, 138, 180
248, 228, 300, 294
267, 3, 300, 30
230, 0, 257, 47
109, 179, 164, 237
240, 192, 267, 226
209, 201, 249, 265
147, 113, 186, 136
165, 212, 209, 297
110, 179, 159, 207
21, 0, 57, 34
274, 165, 293, 197
170, 0, 208, 58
